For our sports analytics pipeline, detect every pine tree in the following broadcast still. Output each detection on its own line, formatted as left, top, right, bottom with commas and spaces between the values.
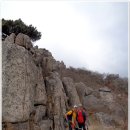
2, 18, 41, 42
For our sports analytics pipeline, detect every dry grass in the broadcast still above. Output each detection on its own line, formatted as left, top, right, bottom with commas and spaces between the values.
88, 125, 122, 130
87, 116, 124, 130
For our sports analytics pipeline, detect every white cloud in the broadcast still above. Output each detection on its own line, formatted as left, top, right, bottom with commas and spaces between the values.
1, 1, 128, 77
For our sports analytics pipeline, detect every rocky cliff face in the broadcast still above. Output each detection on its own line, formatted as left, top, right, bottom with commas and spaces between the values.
2, 33, 128, 130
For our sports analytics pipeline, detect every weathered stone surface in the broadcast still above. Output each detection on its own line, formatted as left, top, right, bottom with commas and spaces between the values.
3, 122, 29, 130
95, 111, 125, 128
2, 42, 37, 122
31, 48, 44, 66
42, 57, 56, 75
13, 122, 29, 130
34, 105, 46, 123
4, 33, 16, 44
75, 82, 93, 104
62, 77, 81, 107
3, 122, 14, 130
46, 72, 67, 112
15, 33, 33, 49
108, 103, 125, 125
34, 67, 47, 105
39, 120, 53, 130
99, 90, 114, 103
83, 95, 109, 112
42, 48, 52, 57
45, 72, 67, 130
95, 112, 115, 127
42, 54, 65, 76
32, 48, 66, 77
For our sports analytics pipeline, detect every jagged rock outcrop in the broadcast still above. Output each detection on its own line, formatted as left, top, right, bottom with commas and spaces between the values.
15, 33, 33, 50
45, 72, 67, 130
75, 82, 93, 104
83, 86, 126, 128
2, 41, 37, 122
2, 33, 128, 130
62, 77, 81, 107
4, 33, 16, 44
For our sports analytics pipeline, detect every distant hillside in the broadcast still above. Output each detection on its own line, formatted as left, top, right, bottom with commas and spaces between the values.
60, 66, 128, 93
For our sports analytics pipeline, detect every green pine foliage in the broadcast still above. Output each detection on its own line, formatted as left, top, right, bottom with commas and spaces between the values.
2, 18, 41, 42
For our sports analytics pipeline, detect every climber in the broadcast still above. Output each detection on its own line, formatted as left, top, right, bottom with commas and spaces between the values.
64, 105, 78, 130
76, 104, 88, 130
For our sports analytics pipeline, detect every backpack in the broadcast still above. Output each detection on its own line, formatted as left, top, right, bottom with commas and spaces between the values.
77, 110, 85, 123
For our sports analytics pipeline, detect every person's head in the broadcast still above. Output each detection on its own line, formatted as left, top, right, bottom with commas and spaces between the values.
78, 104, 83, 110
73, 105, 78, 111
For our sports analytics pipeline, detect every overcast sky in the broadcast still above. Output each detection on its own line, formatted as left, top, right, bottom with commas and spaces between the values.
1, 1, 128, 77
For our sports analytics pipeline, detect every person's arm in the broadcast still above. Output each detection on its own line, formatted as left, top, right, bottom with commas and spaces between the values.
64, 114, 68, 121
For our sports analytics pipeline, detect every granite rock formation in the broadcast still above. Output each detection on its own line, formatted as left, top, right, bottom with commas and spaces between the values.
2, 33, 128, 130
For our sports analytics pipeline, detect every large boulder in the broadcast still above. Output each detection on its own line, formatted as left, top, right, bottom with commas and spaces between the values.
62, 77, 81, 107
99, 87, 114, 103
75, 82, 93, 104
45, 72, 67, 130
42, 57, 57, 76
107, 103, 125, 126
83, 95, 107, 112
95, 111, 124, 129
2, 42, 37, 122
4, 33, 16, 44
15, 33, 33, 50
95, 112, 116, 127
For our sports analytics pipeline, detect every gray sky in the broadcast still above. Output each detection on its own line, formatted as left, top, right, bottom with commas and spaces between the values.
1, 1, 128, 77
